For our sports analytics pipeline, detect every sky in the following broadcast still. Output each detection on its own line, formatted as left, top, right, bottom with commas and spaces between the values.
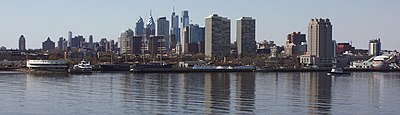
0, 0, 399, 50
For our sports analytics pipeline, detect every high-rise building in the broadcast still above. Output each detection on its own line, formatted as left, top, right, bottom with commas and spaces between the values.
98, 38, 108, 52
89, 35, 93, 49
132, 36, 143, 55
118, 29, 143, 55
171, 8, 180, 44
145, 13, 156, 37
181, 24, 205, 54
307, 18, 333, 66
148, 35, 166, 56
156, 17, 170, 50
57, 37, 67, 51
70, 35, 85, 48
236, 17, 256, 58
205, 14, 231, 60
284, 32, 307, 56
42, 37, 55, 51
181, 10, 189, 28
119, 29, 134, 54
19, 35, 26, 51
135, 17, 144, 36
68, 31, 72, 47
144, 13, 156, 51
369, 38, 381, 56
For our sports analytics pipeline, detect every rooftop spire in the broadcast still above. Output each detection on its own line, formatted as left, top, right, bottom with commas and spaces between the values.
150, 9, 152, 16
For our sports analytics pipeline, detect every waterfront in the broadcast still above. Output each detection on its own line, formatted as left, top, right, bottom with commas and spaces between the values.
1, 71, 400, 114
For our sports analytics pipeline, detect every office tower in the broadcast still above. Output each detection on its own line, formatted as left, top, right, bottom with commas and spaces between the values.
145, 13, 156, 37
119, 29, 134, 54
181, 26, 189, 54
156, 17, 170, 50
205, 14, 231, 60
307, 18, 333, 66
132, 36, 143, 55
189, 24, 205, 44
181, 10, 189, 28
171, 8, 180, 44
68, 31, 72, 47
148, 36, 165, 56
89, 35, 93, 49
19, 35, 26, 51
181, 24, 205, 54
42, 37, 55, 51
57, 37, 68, 51
144, 12, 156, 51
98, 38, 108, 52
369, 38, 381, 56
284, 32, 307, 56
191, 25, 205, 54
135, 17, 144, 36
107, 40, 115, 52
236, 17, 256, 58
70, 35, 85, 48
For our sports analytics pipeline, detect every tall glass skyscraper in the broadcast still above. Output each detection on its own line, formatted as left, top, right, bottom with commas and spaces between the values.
181, 10, 189, 28
68, 31, 72, 47
157, 17, 170, 50
19, 35, 26, 51
135, 17, 144, 36
171, 8, 180, 43
146, 14, 156, 36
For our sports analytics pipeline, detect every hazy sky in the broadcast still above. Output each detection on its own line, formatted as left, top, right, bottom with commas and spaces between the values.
1, 0, 399, 50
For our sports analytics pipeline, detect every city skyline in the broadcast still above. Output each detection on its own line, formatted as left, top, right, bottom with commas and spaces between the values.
1, 0, 399, 50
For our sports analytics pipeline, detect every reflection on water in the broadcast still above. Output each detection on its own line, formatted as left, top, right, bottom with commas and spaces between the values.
305, 72, 332, 114
0, 71, 400, 114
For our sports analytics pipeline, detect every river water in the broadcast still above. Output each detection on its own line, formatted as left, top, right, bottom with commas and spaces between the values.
0, 71, 400, 114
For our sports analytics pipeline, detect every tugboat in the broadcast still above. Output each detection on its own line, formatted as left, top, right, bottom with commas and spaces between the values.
69, 60, 93, 74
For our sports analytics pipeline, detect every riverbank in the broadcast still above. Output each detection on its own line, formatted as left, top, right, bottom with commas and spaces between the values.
4, 67, 400, 73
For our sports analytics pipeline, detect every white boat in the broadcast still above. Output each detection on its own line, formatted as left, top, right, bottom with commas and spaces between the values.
69, 60, 93, 73
327, 65, 350, 75
26, 60, 68, 73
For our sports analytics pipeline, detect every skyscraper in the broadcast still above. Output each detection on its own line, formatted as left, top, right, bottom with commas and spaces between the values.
68, 31, 72, 47
89, 35, 93, 49
171, 8, 180, 44
145, 13, 156, 36
156, 17, 170, 50
58, 37, 67, 51
70, 35, 85, 48
205, 14, 231, 60
307, 18, 333, 66
42, 37, 55, 51
181, 24, 205, 54
135, 17, 144, 36
369, 38, 381, 56
119, 29, 134, 54
19, 35, 26, 51
181, 10, 189, 28
236, 17, 256, 58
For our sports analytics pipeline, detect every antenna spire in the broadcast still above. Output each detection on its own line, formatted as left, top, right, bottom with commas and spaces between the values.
150, 9, 152, 16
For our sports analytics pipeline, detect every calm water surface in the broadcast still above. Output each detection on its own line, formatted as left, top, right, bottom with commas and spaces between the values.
1, 71, 400, 114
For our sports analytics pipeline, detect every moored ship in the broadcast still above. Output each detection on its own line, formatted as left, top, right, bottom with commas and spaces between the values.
98, 63, 131, 72
26, 60, 68, 73
69, 60, 93, 74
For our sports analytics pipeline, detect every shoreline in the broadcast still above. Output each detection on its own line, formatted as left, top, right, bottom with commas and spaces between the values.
3, 67, 400, 74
